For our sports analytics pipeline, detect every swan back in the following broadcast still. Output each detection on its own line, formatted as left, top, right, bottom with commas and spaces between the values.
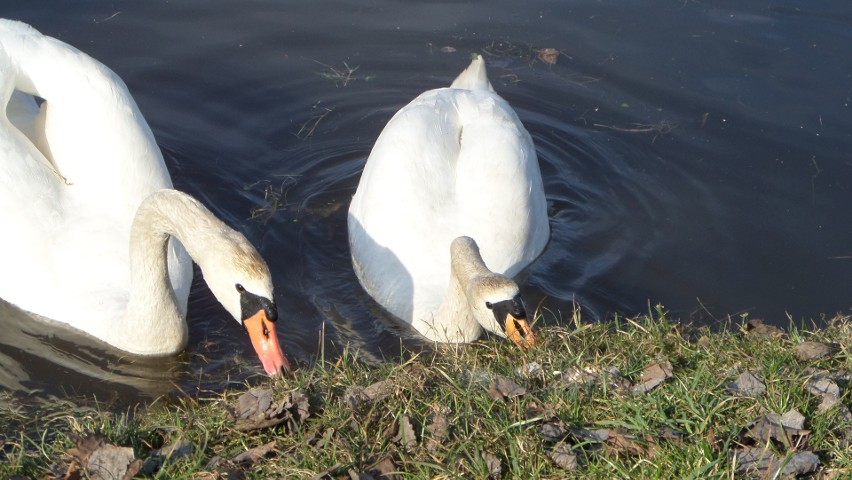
0, 20, 191, 333
1, 20, 169, 202
349, 55, 549, 340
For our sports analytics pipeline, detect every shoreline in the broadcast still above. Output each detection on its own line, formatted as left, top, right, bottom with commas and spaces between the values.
2, 310, 850, 478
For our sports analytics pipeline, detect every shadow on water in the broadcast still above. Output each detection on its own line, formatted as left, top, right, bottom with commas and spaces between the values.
0, 299, 182, 402
0, 267, 274, 405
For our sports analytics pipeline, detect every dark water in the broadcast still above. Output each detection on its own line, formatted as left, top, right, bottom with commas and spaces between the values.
2, 0, 851, 401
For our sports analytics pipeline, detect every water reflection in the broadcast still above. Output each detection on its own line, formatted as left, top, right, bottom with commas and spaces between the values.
0, 300, 182, 400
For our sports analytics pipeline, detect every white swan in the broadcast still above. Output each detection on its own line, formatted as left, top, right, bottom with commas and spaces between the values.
0, 19, 289, 375
349, 55, 549, 347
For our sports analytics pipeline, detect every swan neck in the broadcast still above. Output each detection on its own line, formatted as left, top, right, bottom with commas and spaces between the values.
124, 191, 218, 353
431, 237, 491, 340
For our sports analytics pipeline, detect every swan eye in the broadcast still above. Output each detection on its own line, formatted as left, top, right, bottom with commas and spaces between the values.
235, 284, 246, 293
485, 301, 493, 309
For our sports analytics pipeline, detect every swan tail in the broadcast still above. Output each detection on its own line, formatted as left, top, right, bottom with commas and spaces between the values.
450, 54, 494, 92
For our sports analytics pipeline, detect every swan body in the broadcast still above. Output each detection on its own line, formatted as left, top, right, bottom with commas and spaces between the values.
0, 19, 288, 374
349, 55, 549, 346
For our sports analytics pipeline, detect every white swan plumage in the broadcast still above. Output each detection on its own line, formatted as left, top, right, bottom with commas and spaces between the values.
349, 55, 549, 346
0, 19, 290, 375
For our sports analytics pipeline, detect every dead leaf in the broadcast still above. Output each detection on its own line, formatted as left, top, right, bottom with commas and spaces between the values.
632, 360, 673, 394
345, 380, 394, 410
201, 457, 246, 480
230, 388, 309, 432
536, 48, 560, 65
140, 438, 195, 474
86, 444, 138, 480
230, 440, 276, 465
67, 434, 106, 464
392, 415, 417, 450
731, 447, 819, 479
602, 429, 655, 457
726, 371, 766, 397
234, 387, 272, 418
306, 427, 335, 449
780, 451, 820, 477
803, 374, 852, 431
516, 361, 542, 377
425, 407, 450, 451
487, 375, 526, 400
484, 451, 501, 479
555, 426, 655, 457
794, 341, 838, 360
559, 366, 632, 391
804, 376, 840, 399
780, 410, 806, 431
549, 443, 578, 470
360, 455, 400, 480
804, 375, 842, 412
363, 380, 394, 401
731, 447, 779, 478
59, 435, 141, 480
657, 426, 686, 442
742, 411, 810, 448
744, 319, 785, 338
538, 420, 571, 442
567, 425, 608, 443
193, 472, 246, 480
311, 462, 343, 480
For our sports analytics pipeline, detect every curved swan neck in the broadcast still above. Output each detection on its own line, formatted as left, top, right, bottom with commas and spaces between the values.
121, 191, 200, 353
122, 190, 233, 354
431, 236, 494, 339
448, 236, 492, 280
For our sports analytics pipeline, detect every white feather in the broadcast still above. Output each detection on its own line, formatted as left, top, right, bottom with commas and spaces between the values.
348, 55, 549, 342
0, 20, 273, 356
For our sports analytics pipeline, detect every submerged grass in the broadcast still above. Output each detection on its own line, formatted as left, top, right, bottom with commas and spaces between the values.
1, 309, 850, 479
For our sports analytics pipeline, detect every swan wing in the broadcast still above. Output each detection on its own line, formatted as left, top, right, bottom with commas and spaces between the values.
0, 20, 192, 331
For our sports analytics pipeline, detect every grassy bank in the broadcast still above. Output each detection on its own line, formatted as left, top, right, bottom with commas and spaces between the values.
2, 308, 850, 479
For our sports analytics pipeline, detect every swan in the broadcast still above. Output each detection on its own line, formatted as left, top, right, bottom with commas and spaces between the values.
348, 55, 549, 347
0, 19, 290, 375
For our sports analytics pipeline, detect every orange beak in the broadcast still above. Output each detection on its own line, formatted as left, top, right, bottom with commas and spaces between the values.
505, 315, 536, 349
243, 309, 291, 375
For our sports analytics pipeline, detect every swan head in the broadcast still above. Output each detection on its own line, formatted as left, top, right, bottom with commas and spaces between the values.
196, 229, 291, 376
137, 190, 292, 375
451, 236, 536, 348
469, 276, 536, 349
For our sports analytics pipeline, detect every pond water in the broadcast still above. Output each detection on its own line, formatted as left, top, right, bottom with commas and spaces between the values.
2, 0, 851, 401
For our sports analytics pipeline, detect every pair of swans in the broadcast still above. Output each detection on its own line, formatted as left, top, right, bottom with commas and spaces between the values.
0, 19, 548, 375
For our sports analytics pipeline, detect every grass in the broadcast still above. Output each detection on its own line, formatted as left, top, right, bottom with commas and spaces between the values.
1, 308, 850, 479
244, 176, 300, 222
312, 60, 362, 88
